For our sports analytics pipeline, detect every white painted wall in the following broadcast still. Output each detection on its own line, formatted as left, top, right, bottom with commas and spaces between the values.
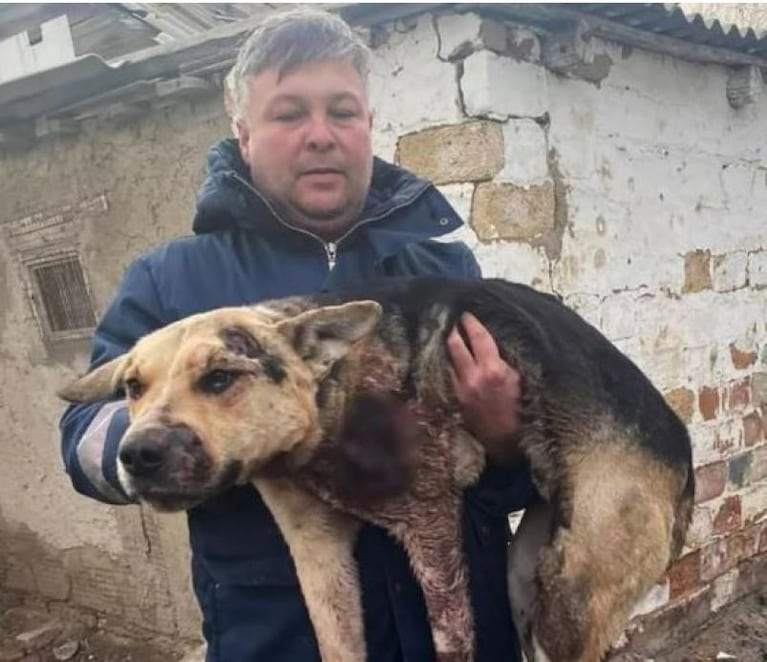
369, 10, 767, 624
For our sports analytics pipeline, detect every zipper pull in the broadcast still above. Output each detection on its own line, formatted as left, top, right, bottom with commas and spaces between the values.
325, 242, 337, 270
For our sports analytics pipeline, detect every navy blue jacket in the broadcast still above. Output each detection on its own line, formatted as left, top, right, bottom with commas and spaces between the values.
60, 139, 533, 661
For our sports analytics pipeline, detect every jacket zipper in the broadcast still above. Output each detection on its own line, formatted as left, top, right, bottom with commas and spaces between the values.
324, 242, 337, 270
231, 174, 431, 271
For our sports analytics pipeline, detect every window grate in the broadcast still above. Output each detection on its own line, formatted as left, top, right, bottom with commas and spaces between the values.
31, 256, 96, 333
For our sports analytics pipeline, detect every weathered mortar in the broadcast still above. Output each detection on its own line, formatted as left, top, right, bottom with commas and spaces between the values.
0, 7, 765, 650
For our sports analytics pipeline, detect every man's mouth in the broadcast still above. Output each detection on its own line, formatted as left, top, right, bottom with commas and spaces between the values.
301, 167, 344, 176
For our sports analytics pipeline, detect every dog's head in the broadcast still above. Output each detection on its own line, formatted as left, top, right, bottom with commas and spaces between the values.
59, 300, 381, 511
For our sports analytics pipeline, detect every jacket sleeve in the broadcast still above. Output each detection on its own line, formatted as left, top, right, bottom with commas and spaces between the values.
59, 256, 166, 504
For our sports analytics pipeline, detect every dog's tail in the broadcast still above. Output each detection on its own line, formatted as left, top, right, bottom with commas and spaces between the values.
670, 462, 695, 561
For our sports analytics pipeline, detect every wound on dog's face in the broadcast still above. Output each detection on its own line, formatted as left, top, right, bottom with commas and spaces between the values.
220, 326, 287, 383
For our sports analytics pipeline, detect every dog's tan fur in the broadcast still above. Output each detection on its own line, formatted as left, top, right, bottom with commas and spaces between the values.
60, 278, 693, 662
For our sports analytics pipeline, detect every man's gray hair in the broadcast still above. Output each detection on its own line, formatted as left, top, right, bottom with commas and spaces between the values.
227, 9, 371, 121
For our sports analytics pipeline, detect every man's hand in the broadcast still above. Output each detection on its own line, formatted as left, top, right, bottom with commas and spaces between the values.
447, 313, 521, 459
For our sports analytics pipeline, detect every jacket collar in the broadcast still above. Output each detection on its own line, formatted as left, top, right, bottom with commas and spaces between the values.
192, 139, 461, 244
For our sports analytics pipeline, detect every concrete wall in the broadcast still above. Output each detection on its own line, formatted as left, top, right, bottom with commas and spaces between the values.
0, 7, 765, 652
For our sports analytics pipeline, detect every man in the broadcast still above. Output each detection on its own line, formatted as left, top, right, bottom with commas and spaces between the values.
60, 10, 532, 661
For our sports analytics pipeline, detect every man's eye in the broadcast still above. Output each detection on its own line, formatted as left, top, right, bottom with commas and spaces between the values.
274, 110, 303, 122
330, 108, 358, 120
199, 370, 240, 395
125, 378, 144, 400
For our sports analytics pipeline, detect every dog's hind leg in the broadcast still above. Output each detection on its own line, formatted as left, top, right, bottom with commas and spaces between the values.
397, 494, 474, 662
255, 477, 365, 662
530, 445, 681, 662
507, 497, 556, 662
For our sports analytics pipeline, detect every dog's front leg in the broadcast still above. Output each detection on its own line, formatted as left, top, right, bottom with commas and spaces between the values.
397, 494, 474, 662
254, 477, 365, 662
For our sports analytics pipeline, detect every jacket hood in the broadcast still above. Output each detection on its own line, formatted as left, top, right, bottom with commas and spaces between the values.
192, 138, 462, 245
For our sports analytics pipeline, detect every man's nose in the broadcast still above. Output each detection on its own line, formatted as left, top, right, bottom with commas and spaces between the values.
119, 424, 198, 478
305, 115, 336, 151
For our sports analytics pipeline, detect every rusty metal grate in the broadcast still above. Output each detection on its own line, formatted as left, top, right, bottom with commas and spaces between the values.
31, 255, 96, 333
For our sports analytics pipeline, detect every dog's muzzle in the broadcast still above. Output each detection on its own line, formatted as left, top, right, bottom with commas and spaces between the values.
118, 423, 220, 510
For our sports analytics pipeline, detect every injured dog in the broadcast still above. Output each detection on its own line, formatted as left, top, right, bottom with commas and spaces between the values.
59, 277, 694, 662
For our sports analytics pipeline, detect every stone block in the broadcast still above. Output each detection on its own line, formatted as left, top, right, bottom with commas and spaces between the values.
712, 252, 748, 292
748, 250, 767, 288
497, 119, 548, 185
471, 180, 554, 241
462, 50, 548, 119
397, 120, 504, 185
664, 387, 695, 424
683, 250, 711, 293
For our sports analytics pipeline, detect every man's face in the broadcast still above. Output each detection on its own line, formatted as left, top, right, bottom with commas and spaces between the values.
237, 60, 374, 238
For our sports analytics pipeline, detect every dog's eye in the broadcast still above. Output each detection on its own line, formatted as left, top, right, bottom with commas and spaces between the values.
125, 378, 144, 400
199, 369, 240, 395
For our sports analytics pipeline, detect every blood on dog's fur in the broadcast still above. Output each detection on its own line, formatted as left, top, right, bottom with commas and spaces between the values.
58, 277, 694, 662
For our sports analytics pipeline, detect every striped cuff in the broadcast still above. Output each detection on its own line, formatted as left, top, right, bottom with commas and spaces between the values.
76, 400, 133, 504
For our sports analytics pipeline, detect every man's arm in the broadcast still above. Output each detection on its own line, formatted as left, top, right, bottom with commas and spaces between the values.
59, 257, 165, 504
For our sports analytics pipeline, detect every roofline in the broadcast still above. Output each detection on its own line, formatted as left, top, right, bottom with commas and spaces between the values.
1, 3, 765, 145
340, 3, 767, 69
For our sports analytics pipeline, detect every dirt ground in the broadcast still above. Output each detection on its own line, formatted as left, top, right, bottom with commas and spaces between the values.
1, 588, 765, 661
651, 591, 767, 662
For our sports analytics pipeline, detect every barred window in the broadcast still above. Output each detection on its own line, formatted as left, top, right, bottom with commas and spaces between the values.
30, 255, 96, 336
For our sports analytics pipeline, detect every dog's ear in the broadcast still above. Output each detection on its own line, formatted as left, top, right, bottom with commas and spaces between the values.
278, 301, 382, 379
57, 355, 129, 403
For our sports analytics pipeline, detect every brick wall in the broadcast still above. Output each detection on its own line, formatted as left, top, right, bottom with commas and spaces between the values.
370, 10, 767, 651
0, 6, 764, 650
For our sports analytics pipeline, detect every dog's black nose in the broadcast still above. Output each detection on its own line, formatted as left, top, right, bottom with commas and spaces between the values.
120, 437, 166, 477
119, 425, 197, 478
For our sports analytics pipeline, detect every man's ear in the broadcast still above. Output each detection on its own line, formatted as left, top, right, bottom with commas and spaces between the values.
236, 118, 250, 161
278, 301, 382, 379
57, 355, 129, 403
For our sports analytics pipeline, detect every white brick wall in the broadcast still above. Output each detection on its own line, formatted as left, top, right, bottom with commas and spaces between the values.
371, 8, 767, 635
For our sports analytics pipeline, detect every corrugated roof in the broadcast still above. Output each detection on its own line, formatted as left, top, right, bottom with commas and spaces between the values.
572, 3, 767, 57
341, 3, 767, 59
1, 3, 765, 145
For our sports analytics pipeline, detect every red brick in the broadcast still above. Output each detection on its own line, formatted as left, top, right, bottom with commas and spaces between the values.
698, 386, 720, 421
729, 342, 757, 369
694, 462, 727, 503
700, 539, 730, 581
727, 377, 751, 411
743, 411, 763, 446
700, 528, 760, 582
712, 496, 742, 535
667, 550, 701, 599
